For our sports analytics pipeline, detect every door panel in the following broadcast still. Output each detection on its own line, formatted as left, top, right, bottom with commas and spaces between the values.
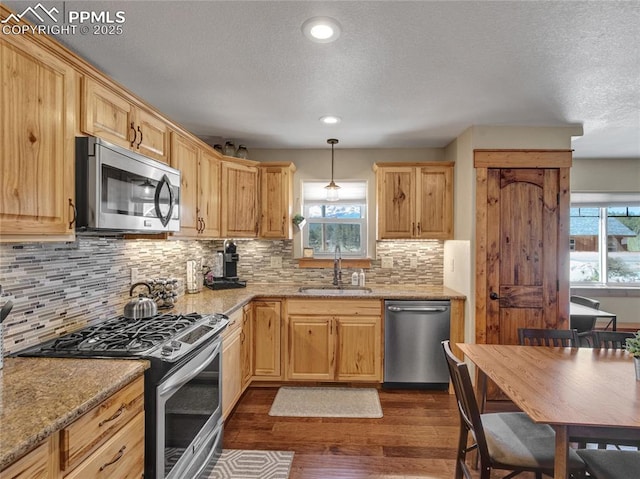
486, 168, 561, 345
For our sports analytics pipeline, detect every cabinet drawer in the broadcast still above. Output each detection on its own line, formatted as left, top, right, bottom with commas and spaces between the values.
287, 299, 382, 316
0, 437, 50, 479
222, 308, 243, 339
61, 376, 144, 471
64, 412, 144, 479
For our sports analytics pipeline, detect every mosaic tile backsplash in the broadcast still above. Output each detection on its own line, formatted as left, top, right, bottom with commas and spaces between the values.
0, 237, 442, 354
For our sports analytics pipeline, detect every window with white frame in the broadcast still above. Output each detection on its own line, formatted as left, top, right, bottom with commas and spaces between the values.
302, 180, 367, 258
569, 192, 640, 285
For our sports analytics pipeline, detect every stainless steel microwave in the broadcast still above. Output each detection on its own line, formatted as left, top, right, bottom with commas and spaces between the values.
75, 137, 180, 233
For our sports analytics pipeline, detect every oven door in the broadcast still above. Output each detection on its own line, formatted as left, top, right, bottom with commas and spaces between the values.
157, 337, 222, 479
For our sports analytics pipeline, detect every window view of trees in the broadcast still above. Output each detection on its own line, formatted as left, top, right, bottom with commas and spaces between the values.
569, 206, 640, 284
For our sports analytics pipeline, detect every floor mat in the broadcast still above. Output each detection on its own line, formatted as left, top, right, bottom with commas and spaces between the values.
268, 386, 383, 418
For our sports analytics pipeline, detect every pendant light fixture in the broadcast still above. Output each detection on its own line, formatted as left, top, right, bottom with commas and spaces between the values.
325, 138, 340, 202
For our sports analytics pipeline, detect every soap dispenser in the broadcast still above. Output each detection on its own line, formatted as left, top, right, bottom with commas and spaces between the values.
351, 271, 359, 286
358, 269, 366, 287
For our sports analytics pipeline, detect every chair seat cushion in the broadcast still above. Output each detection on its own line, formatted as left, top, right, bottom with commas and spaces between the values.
577, 449, 640, 479
482, 412, 585, 471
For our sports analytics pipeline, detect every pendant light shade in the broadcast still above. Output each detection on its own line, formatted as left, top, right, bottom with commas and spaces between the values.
324, 138, 340, 202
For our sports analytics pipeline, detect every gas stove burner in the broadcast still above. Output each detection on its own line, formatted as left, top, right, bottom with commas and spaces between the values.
35, 312, 227, 358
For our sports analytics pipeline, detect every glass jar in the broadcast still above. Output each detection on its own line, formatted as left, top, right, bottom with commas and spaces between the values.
235, 145, 249, 159
223, 141, 235, 157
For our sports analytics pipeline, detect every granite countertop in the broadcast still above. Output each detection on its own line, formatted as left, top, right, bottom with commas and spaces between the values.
0, 357, 148, 470
173, 283, 466, 317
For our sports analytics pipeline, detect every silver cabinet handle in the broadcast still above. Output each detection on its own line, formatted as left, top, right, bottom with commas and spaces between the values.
387, 306, 448, 313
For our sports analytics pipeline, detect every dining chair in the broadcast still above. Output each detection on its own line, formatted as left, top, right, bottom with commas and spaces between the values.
576, 449, 640, 479
591, 330, 635, 349
518, 328, 580, 347
441, 340, 585, 479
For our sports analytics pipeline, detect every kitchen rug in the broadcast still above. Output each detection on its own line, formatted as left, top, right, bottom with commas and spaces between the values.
268, 386, 383, 418
165, 449, 294, 479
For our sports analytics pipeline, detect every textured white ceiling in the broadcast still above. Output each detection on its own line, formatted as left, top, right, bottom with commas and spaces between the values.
6, 0, 640, 158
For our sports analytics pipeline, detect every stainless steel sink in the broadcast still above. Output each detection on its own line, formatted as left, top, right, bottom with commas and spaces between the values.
298, 286, 373, 295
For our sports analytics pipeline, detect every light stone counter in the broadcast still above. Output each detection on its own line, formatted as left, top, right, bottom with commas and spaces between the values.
0, 357, 148, 470
174, 283, 466, 316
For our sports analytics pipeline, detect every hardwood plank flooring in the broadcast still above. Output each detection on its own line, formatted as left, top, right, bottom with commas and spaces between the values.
223, 387, 536, 479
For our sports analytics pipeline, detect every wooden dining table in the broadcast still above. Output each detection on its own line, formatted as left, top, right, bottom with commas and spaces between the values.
458, 343, 640, 479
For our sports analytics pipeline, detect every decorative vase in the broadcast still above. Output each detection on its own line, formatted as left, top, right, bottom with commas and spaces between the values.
635, 357, 640, 381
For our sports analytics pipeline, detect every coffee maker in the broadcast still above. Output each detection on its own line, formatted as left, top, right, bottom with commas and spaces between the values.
221, 239, 239, 279
205, 240, 247, 290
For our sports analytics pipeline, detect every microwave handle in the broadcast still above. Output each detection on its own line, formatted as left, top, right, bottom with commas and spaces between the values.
154, 174, 175, 227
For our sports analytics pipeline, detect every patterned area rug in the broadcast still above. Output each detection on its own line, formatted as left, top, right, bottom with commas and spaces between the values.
208, 450, 294, 479
269, 386, 383, 418
165, 448, 293, 479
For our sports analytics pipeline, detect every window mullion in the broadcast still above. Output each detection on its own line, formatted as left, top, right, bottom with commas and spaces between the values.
599, 207, 607, 285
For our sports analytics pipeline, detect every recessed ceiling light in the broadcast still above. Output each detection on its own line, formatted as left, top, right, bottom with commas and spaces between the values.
320, 115, 342, 125
302, 17, 341, 43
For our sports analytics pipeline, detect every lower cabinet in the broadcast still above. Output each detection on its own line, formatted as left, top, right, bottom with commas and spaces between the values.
241, 303, 253, 388
221, 308, 243, 420
0, 375, 144, 479
252, 300, 282, 379
286, 299, 382, 382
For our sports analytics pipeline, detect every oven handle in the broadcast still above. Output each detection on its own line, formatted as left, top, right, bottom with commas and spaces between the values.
158, 339, 221, 398
191, 426, 223, 479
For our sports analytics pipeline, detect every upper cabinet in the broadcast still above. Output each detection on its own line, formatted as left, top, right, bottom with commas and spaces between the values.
0, 33, 77, 240
259, 163, 296, 239
221, 161, 259, 238
170, 132, 221, 238
374, 162, 454, 240
82, 77, 170, 163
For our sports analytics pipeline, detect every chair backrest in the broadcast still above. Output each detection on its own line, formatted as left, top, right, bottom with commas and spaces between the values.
441, 341, 491, 463
518, 328, 580, 347
591, 331, 635, 350
570, 295, 601, 310
570, 316, 597, 334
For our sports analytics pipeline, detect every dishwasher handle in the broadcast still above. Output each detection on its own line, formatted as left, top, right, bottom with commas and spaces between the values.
387, 305, 448, 313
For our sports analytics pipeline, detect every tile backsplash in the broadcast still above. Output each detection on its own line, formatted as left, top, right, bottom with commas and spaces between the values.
0, 237, 442, 354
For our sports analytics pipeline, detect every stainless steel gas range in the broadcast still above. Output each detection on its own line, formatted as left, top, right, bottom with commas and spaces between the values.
17, 312, 229, 479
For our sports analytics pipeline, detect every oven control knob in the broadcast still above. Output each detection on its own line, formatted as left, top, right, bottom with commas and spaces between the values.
210, 315, 220, 324
161, 345, 174, 356
170, 340, 181, 349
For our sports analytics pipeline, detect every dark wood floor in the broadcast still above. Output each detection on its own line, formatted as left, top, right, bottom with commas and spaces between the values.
223, 386, 535, 479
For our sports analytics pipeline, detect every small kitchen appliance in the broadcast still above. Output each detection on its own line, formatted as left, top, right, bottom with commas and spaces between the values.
17, 311, 229, 479
204, 240, 247, 290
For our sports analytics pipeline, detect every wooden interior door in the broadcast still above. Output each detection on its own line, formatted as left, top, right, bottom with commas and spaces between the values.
475, 150, 571, 346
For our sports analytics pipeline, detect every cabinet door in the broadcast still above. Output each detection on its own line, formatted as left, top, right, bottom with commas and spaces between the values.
241, 304, 253, 388
221, 325, 242, 420
376, 167, 416, 239
82, 77, 135, 149
135, 108, 170, 163
335, 316, 382, 381
199, 149, 221, 238
170, 132, 200, 237
1, 38, 76, 238
260, 165, 292, 239
0, 437, 51, 479
252, 300, 282, 378
221, 162, 259, 237
415, 165, 453, 239
287, 316, 334, 381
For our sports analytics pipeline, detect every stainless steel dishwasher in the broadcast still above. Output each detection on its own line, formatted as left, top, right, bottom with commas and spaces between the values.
384, 300, 450, 389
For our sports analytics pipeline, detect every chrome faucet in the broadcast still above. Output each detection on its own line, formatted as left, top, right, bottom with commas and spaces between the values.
332, 245, 342, 286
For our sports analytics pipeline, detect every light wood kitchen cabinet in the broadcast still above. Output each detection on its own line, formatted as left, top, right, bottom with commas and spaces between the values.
374, 162, 454, 240
252, 300, 282, 379
259, 163, 296, 239
0, 34, 76, 240
82, 77, 170, 164
64, 412, 144, 479
241, 303, 254, 388
286, 299, 382, 382
221, 309, 243, 420
171, 132, 221, 238
221, 161, 259, 237
0, 436, 52, 479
